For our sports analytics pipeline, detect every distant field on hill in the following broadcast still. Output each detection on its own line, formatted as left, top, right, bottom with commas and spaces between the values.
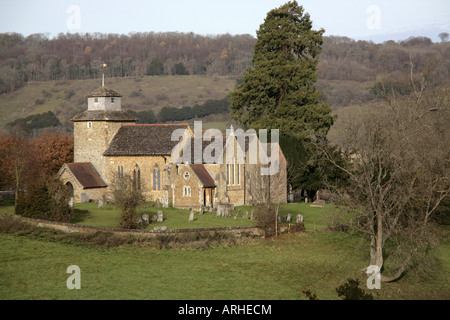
0, 75, 237, 130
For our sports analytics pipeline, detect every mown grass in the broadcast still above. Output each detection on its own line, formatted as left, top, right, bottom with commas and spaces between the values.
1, 228, 448, 300
1, 200, 448, 300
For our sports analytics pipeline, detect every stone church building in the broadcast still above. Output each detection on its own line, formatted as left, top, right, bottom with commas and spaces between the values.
58, 85, 287, 210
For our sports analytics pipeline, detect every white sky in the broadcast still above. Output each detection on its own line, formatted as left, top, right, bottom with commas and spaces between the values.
0, 0, 449, 42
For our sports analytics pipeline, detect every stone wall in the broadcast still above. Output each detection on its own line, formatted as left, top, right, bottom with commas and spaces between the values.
74, 121, 125, 180
15, 215, 265, 239
105, 155, 170, 201
59, 169, 107, 202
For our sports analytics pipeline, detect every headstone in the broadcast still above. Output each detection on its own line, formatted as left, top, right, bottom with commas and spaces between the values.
156, 199, 160, 208
162, 197, 169, 208
80, 193, 89, 203
160, 226, 168, 231
98, 200, 104, 208
243, 211, 249, 219
250, 209, 255, 220
154, 226, 160, 231
288, 193, 294, 203
157, 211, 164, 222
189, 210, 195, 222
296, 214, 303, 223
68, 197, 74, 208
286, 213, 292, 223
305, 198, 308, 203
151, 215, 158, 223
234, 209, 240, 220
141, 213, 149, 224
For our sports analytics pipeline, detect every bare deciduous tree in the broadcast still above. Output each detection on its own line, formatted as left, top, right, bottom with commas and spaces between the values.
322, 71, 449, 282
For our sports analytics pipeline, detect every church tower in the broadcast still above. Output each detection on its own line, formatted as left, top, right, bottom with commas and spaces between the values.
71, 84, 136, 182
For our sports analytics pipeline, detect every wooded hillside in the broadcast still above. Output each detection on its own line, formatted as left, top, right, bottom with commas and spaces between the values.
0, 32, 448, 135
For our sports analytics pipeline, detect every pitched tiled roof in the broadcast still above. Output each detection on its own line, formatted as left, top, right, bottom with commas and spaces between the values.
103, 124, 190, 156
190, 164, 216, 188
63, 163, 108, 189
86, 86, 122, 97
71, 110, 137, 122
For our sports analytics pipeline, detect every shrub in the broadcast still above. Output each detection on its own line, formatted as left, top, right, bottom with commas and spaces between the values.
15, 175, 72, 223
110, 174, 145, 229
335, 278, 374, 300
255, 205, 277, 237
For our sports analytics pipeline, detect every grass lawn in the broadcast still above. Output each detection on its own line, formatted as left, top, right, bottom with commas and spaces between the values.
69, 201, 336, 231
1, 230, 448, 300
71, 202, 258, 230
1, 200, 448, 300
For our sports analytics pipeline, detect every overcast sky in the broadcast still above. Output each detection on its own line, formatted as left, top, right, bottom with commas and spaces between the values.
1, 0, 449, 42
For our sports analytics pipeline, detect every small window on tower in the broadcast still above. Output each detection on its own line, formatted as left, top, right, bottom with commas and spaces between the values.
111, 98, 115, 103
94, 98, 98, 103
87, 121, 92, 129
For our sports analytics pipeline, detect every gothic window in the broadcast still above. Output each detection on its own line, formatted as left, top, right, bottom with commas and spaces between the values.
153, 164, 160, 191
137, 169, 141, 190
236, 164, 240, 185
226, 164, 230, 185
117, 165, 124, 178
231, 163, 235, 185
133, 164, 140, 190
184, 186, 191, 197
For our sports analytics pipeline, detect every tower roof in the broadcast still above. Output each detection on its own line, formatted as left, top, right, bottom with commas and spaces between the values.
71, 110, 137, 122
86, 86, 122, 98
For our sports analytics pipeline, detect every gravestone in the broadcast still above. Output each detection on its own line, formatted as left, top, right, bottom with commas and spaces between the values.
286, 213, 292, 223
157, 211, 164, 222
68, 197, 74, 208
162, 197, 169, 208
80, 193, 89, 203
160, 226, 168, 231
98, 200, 104, 208
156, 199, 160, 208
141, 213, 149, 224
243, 211, 249, 219
250, 209, 255, 220
151, 215, 158, 223
189, 210, 195, 222
234, 209, 241, 220
296, 214, 303, 223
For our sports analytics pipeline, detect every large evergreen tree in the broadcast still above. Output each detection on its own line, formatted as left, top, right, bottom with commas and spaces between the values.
230, 1, 338, 196
230, 1, 333, 141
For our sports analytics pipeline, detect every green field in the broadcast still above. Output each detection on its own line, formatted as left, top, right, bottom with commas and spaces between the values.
0, 201, 448, 300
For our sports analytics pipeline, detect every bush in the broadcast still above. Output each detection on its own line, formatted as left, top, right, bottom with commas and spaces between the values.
255, 205, 277, 237
110, 174, 145, 229
15, 175, 72, 223
335, 278, 374, 300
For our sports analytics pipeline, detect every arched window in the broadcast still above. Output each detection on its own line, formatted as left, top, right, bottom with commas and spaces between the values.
133, 164, 141, 190
184, 186, 191, 197
137, 169, 141, 190
153, 164, 160, 191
